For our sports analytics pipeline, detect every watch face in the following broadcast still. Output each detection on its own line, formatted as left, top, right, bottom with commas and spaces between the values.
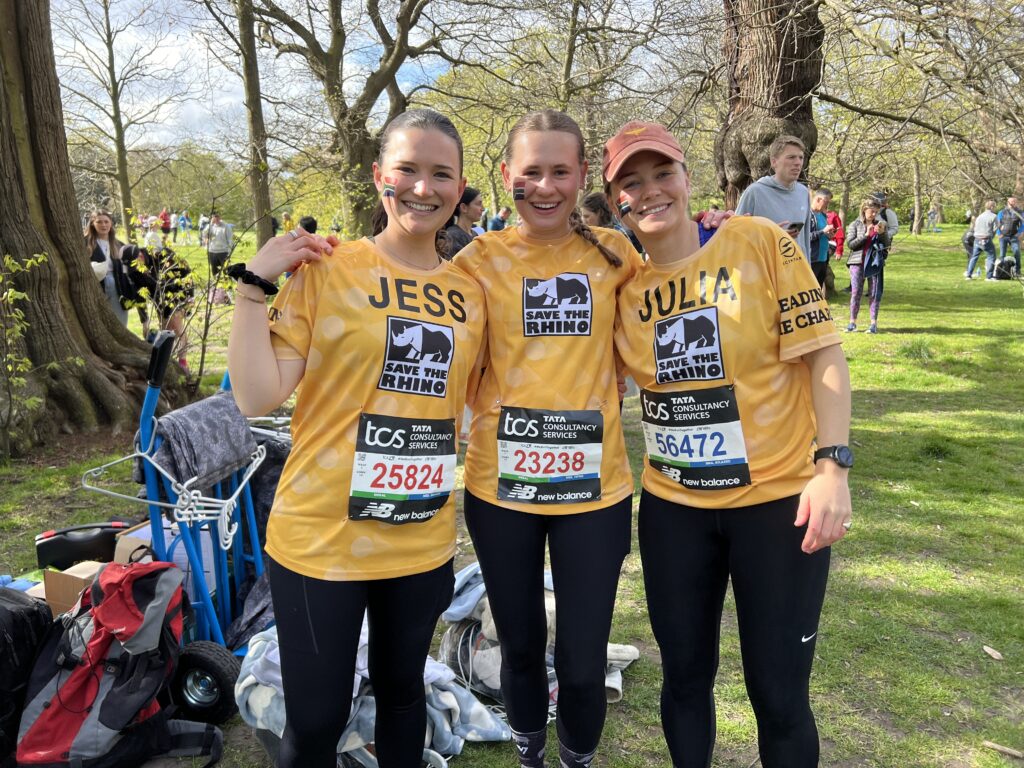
836, 446, 854, 467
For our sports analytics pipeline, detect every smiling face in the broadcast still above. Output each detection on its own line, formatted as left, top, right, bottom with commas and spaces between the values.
501, 130, 587, 240
610, 150, 690, 238
374, 127, 464, 239
770, 144, 805, 186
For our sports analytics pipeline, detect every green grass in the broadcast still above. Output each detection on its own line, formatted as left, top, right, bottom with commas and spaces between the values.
4, 226, 1022, 766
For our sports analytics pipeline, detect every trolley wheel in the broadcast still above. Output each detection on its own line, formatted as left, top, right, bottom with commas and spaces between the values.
171, 640, 242, 725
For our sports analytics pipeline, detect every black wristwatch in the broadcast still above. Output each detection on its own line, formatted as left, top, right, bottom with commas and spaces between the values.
813, 444, 854, 468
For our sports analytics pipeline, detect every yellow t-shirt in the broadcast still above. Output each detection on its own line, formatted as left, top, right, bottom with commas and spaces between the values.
615, 216, 841, 509
454, 227, 641, 514
266, 239, 486, 580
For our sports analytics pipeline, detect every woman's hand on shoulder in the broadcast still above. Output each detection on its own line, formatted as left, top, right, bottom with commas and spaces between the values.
794, 461, 851, 554
248, 227, 337, 283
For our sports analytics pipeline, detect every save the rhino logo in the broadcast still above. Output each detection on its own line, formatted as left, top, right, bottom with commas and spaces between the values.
522, 273, 592, 336
379, 317, 455, 398
653, 307, 725, 384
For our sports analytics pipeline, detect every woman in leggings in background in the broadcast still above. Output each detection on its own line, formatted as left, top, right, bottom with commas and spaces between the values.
229, 109, 485, 768
605, 122, 852, 768
844, 198, 890, 333
454, 110, 642, 768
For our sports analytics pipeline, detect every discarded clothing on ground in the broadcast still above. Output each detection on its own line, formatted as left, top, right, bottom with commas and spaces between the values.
236, 624, 511, 759
440, 562, 641, 705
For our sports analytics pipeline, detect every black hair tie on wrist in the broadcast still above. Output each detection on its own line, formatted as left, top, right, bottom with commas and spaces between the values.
225, 263, 279, 295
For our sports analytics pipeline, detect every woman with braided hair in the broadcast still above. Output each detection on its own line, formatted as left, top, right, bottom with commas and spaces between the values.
452, 109, 642, 768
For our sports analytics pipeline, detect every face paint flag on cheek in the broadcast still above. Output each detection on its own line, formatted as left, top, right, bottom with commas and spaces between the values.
513, 178, 527, 201
617, 193, 632, 217
382, 176, 397, 198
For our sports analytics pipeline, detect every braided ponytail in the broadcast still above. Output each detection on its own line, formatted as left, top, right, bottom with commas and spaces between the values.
569, 208, 622, 267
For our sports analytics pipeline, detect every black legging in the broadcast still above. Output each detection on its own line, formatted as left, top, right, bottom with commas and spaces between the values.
464, 491, 632, 753
638, 490, 830, 768
268, 558, 454, 768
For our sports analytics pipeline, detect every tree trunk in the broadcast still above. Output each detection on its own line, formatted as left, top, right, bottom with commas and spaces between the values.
1015, 149, 1024, 198
236, 0, 273, 248
0, 0, 185, 457
332, 121, 380, 237
912, 158, 923, 235
841, 181, 851, 229
101, 0, 134, 236
714, 0, 824, 207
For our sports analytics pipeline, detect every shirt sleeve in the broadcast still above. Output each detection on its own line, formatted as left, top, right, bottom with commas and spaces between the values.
735, 187, 756, 216
765, 226, 841, 362
268, 260, 326, 361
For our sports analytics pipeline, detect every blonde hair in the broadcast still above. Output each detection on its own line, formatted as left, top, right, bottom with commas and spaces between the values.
858, 198, 880, 222
769, 135, 806, 160
504, 110, 622, 268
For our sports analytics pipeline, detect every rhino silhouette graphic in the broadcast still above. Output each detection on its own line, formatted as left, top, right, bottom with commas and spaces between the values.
657, 314, 716, 355
526, 275, 589, 307
392, 323, 452, 363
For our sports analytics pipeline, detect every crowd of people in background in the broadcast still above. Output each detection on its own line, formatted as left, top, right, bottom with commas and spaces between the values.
83, 173, 1021, 384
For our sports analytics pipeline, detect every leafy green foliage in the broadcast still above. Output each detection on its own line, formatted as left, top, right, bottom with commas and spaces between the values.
0, 252, 48, 460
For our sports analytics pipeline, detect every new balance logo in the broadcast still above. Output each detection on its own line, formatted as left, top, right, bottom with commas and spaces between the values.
363, 502, 396, 518
506, 483, 537, 500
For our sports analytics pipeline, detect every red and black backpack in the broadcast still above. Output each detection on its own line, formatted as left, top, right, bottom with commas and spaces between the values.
16, 561, 221, 768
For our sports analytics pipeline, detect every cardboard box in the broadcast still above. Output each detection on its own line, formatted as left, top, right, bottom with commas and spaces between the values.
114, 521, 216, 600
42, 560, 104, 616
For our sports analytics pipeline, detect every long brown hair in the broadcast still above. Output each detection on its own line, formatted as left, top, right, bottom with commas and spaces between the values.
84, 209, 123, 255
503, 110, 622, 268
370, 109, 463, 260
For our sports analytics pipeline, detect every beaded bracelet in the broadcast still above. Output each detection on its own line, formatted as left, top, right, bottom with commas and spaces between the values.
225, 263, 279, 295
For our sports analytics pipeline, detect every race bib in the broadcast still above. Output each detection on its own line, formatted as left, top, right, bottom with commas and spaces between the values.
349, 413, 457, 524
496, 407, 603, 504
640, 387, 751, 491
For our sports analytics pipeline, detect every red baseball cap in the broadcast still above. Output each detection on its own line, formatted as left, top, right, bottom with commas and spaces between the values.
603, 122, 686, 184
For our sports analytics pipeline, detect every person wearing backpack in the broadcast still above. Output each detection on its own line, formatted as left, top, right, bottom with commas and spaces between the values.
997, 196, 1023, 275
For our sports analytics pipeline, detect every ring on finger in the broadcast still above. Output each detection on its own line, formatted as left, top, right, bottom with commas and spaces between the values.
288, 230, 298, 241
842, 520, 852, 531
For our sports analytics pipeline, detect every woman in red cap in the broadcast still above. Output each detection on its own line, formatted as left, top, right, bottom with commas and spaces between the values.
604, 122, 852, 768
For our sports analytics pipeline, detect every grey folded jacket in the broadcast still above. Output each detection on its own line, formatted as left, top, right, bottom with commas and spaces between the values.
135, 391, 257, 490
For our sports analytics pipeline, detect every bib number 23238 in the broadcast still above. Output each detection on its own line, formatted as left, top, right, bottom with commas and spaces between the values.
497, 406, 603, 504
349, 413, 456, 524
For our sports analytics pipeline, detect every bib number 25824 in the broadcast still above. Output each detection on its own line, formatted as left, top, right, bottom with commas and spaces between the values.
349, 413, 456, 524
497, 407, 602, 504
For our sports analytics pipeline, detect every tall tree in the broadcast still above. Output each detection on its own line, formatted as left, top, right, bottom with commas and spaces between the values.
200, 0, 274, 246
0, 0, 184, 457
52, 0, 187, 229
250, 0, 527, 236
714, 0, 825, 206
